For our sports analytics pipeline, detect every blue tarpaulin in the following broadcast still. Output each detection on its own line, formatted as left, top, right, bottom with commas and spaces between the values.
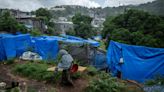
107, 41, 164, 83
0, 38, 6, 61
61, 34, 100, 47
0, 33, 98, 61
33, 37, 59, 60
92, 51, 107, 70
0, 34, 31, 60
0, 34, 59, 61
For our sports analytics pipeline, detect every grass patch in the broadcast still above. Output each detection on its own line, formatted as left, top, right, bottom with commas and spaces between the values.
86, 66, 98, 76
71, 72, 82, 80
12, 62, 61, 83
99, 40, 106, 51
85, 72, 126, 92
145, 77, 164, 86
4, 58, 16, 65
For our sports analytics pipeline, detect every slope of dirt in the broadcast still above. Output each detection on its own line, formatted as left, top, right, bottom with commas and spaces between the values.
56, 78, 88, 92
0, 62, 89, 92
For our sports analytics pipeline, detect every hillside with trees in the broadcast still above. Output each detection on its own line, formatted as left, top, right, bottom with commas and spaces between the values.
72, 13, 96, 38
50, 0, 163, 18
102, 9, 164, 48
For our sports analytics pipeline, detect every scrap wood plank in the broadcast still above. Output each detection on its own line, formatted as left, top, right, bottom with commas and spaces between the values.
47, 66, 87, 72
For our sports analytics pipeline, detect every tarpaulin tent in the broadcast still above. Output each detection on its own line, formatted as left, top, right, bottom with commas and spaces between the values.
33, 37, 59, 61
0, 38, 6, 61
107, 40, 164, 83
0, 34, 32, 60
60, 34, 100, 47
92, 51, 107, 70
0, 34, 59, 61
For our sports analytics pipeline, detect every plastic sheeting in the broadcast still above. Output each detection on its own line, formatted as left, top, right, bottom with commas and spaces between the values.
92, 51, 107, 70
0, 33, 98, 61
33, 37, 59, 61
107, 41, 164, 83
0, 34, 31, 60
0, 34, 59, 61
60, 34, 100, 47
0, 38, 6, 61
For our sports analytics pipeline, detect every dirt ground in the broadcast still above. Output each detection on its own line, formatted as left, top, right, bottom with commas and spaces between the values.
0, 61, 144, 92
0, 62, 89, 92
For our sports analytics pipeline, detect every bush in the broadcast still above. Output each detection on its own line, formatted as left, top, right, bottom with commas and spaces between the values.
86, 66, 98, 76
85, 72, 125, 92
30, 29, 42, 36
13, 62, 61, 83
71, 72, 82, 80
145, 77, 164, 86
103, 9, 164, 48
5, 58, 16, 65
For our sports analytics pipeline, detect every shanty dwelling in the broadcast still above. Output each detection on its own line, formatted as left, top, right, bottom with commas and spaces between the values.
16, 17, 47, 33
91, 18, 105, 31
52, 17, 74, 34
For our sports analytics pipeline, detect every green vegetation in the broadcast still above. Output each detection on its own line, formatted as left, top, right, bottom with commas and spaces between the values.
30, 28, 42, 36
35, 8, 56, 35
72, 13, 96, 38
102, 9, 164, 48
51, 0, 163, 19
99, 40, 106, 51
71, 72, 82, 80
36, 8, 52, 22
13, 62, 61, 83
85, 72, 126, 92
145, 77, 164, 86
66, 29, 76, 36
0, 11, 27, 33
86, 66, 98, 76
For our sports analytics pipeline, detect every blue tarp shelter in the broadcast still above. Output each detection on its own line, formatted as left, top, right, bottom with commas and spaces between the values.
0, 33, 98, 61
60, 34, 100, 47
92, 51, 107, 70
0, 34, 59, 61
0, 34, 32, 60
107, 41, 164, 83
32, 37, 59, 60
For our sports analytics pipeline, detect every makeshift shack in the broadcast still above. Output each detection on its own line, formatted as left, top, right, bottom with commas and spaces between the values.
107, 40, 164, 83
0, 34, 31, 61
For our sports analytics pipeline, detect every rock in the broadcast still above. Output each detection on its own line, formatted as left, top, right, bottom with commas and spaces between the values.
0, 82, 6, 88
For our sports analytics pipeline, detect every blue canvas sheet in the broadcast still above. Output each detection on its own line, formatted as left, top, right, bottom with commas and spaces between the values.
33, 37, 59, 60
1, 34, 32, 60
107, 41, 164, 83
0, 38, 6, 61
84, 39, 100, 47
92, 51, 107, 70
60, 34, 100, 47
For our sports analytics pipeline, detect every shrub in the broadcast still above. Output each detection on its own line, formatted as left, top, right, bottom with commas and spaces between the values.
12, 62, 61, 83
85, 72, 126, 92
71, 72, 82, 80
86, 66, 98, 76
30, 29, 42, 36
145, 76, 164, 86
5, 58, 16, 65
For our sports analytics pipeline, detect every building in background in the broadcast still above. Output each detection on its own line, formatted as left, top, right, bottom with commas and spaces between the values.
52, 17, 74, 34
91, 18, 105, 31
0, 9, 47, 33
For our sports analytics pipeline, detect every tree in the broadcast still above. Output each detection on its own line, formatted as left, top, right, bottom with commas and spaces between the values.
36, 8, 56, 35
0, 11, 27, 33
102, 9, 164, 48
36, 8, 52, 22
72, 13, 96, 38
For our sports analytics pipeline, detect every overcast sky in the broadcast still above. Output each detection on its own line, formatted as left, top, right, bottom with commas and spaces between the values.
0, 0, 155, 11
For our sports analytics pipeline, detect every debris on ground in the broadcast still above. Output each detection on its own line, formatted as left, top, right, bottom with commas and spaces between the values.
19, 51, 42, 61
